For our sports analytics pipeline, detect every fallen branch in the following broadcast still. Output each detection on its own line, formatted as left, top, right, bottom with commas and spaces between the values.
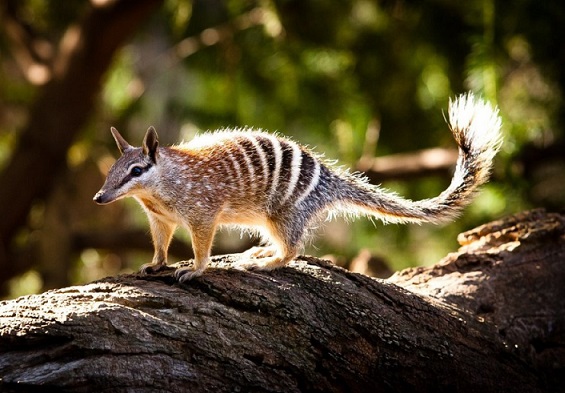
1, 209, 563, 392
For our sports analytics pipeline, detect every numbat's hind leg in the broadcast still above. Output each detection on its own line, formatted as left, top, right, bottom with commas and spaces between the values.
237, 217, 302, 271
242, 245, 277, 259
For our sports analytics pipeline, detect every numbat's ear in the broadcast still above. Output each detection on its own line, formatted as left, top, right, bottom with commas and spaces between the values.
110, 127, 133, 155
143, 126, 159, 163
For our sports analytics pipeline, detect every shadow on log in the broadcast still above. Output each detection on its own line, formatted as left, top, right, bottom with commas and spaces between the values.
0, 209, 563, 392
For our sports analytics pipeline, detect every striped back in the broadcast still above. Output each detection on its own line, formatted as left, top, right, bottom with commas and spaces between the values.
173, 129, 326, 213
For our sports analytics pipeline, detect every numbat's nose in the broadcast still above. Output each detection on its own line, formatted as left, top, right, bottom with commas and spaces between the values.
93, 190, 108, 204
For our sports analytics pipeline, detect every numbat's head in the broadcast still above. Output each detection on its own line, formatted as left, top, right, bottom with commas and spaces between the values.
93, 127, 159, 205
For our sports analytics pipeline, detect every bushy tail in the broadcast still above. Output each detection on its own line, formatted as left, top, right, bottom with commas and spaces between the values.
340, 93, 503, 224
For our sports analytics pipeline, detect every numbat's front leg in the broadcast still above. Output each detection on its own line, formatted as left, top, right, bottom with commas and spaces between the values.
174, 221, 215, 282
140, 215, 176, 274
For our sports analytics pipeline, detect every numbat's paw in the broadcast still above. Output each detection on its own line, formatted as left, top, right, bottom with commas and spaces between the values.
140, 263, 168, 275
234, 256, 289, 271
242, 246, 277, 259
174, 267, 204, 282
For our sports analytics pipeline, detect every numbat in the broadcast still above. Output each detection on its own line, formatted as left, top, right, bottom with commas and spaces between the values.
94, 93, 502, 282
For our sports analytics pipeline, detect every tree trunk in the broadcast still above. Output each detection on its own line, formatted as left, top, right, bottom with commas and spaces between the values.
0, 209, 563, 392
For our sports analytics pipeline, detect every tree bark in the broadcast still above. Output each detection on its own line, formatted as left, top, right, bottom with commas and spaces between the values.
1, 209, 563, 392
389, 208, 565, 389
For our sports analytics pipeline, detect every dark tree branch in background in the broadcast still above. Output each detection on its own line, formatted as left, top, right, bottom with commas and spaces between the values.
1, 0, 53, 84
357, 147, 459, 183
0, 209, 563, 392
0, 0, 163, 292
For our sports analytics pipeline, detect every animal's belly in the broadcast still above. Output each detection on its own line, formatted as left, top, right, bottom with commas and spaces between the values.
217, 205, 267, 227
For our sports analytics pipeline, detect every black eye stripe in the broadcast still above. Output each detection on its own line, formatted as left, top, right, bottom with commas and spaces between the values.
130, 164, 151, 175
131, 166, 144, 176
117, 164, 152, 188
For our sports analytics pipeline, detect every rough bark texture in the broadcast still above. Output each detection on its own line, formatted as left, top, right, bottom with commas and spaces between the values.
1, 209, 563, 392
389, 208, 565, 389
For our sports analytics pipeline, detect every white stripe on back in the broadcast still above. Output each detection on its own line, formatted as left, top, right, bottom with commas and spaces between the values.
294, 157, 320, 206
280, 141, 302, 205
225, 148, 243, 187
233, 138, 256, 194
244, 134, 269, 191
262, 134, 282, 207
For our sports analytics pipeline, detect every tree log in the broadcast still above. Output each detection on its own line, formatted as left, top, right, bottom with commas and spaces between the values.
389, 208, 565, 390
1, 209, 563, 392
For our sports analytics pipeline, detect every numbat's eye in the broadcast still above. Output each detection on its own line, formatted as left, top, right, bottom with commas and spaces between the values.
130, 166, 143, 177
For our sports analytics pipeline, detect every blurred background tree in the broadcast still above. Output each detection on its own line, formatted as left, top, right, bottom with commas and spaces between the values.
0, 0, 563, 298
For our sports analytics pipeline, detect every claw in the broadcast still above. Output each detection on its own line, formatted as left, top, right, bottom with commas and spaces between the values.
174, 267, 204, 282
234, 256, 288, 271
242, 246, 277, 259
233, 260, 257, 271
140, 263, 168, 275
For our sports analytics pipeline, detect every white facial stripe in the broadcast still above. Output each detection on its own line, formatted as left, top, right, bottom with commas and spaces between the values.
280, 141, 302, 205
294, 158, 320, 206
